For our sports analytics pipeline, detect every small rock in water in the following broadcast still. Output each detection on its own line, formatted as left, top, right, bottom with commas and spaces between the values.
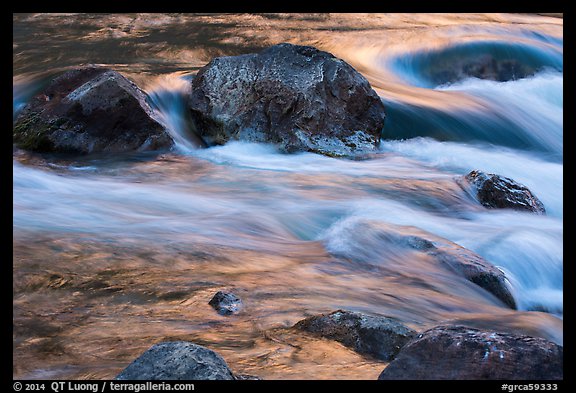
209, 291, 243, 315
378, 325, 563, 380
294, 310, 416, 361
115, 341, 235, 380
462, 170, 545, 214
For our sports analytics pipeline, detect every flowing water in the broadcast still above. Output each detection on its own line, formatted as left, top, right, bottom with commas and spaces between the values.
12, 13, 563, 380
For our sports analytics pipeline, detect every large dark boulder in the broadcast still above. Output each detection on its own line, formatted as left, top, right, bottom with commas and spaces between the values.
13, 66, 173, 154
461, 170, 545, 214
115, 341, 235, 380
189, 43, 386, 157
378, 325, 563, 380
294, 310, 416, 361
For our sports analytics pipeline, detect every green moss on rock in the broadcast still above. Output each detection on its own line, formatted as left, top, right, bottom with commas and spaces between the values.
13, 112, 56, 152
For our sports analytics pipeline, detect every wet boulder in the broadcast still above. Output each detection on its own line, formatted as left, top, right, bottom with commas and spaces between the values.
324, 219, 516, 309
294, 310, 416, 361
378, 325, 563, 380
208, 291, 243, 315
13, 66, 173, 154
461, 170, 545, 214
115, 341, 235, 380
406, 227, 517, 309
189, 43, 386, 157
429, 241, 517, 309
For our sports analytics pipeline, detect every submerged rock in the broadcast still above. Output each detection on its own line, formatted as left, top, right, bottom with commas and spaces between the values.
428, 54, 539, 85
378, 325, 563, 380
294, 310, 416, 361
189, 43, 386, 157
423, 234, 516, 309
115, 341, 235, 380
461, 170, 545, 214
234, 374, 263, 380
325, 219, 516, 309
13, 66, 173, 154
208, 291, 243, 315
411, 40, 562, 87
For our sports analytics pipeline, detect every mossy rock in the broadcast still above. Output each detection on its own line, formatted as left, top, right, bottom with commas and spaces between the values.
13, 65, 173, 154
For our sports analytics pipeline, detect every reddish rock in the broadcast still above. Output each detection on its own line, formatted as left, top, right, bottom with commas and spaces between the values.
461, 170, 545, 214
378, 325, 563, 380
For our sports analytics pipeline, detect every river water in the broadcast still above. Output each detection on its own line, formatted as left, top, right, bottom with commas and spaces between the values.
13, 13, 563, 380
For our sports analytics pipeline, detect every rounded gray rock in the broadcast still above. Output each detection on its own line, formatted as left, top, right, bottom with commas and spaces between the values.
115, 341, 235, 380
189, 43, 386, 157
